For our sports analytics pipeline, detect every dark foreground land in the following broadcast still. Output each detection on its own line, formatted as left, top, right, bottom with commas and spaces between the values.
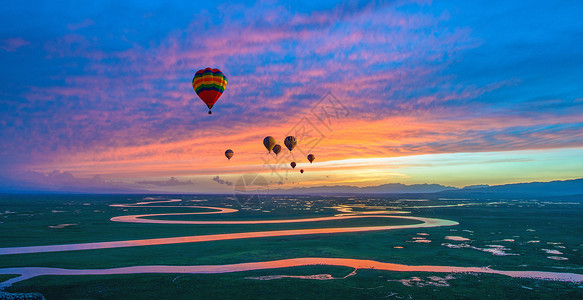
0, 194, 582, 299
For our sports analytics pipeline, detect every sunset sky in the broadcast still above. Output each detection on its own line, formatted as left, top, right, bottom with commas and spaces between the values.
1, 0, 582, 193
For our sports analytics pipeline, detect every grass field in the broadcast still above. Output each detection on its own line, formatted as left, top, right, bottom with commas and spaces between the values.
1, 194, 582, 299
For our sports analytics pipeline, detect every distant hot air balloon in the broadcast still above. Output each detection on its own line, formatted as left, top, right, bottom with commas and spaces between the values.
290, 162, 296, 169
307, 154, 315, 163
284, 136, 297, 151
225, 149, 234, 160
300, 169, 304, 174
192, 68, 227, 114
273, 144, 282, 156
263, 136, 276, 153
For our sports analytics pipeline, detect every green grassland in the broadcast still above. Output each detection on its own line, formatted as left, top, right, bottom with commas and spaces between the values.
1, 194, 582, 299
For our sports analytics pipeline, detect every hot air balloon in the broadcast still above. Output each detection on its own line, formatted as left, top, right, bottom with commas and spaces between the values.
273, 144, 282, 156
192, 68, 227, 114
263, 136, 276, 153
290, 162, 296, 169
225, 149, 234, 160
300, 169, 304, 174
284, 136, 297, 151
307, 154, 315, 163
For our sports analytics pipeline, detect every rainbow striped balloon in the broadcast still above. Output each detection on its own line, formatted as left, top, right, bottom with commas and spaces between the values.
192, 68, 227, 114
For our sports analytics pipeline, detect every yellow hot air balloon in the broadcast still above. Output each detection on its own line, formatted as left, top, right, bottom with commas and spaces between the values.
307, 154, 315, 163
263, 136, 276, 153
273, 144, 282, 156
284, 136, 297, 151
225, 149, 234, 160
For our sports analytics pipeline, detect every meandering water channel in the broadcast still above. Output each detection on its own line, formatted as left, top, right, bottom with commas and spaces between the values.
1, 199, 582, 288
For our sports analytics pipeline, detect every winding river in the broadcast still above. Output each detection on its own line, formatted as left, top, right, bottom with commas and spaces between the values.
1, 199, 582, 288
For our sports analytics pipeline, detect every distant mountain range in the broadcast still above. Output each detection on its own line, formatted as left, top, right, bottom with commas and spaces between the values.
1, 170, 581, 196
271, 178, 583, 197
0, 171, 150, 194
439, 178, 583, 197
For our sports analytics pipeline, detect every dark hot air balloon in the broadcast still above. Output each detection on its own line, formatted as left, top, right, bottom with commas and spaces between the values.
307, 154, 315, 163
263, 136, 276, 153
284, 136, 297, 151
192, 68, 227, 114
290, 162, 296, 169
273, 144, 282, 156
225, 149, 234, 160
300, 169, 304, 174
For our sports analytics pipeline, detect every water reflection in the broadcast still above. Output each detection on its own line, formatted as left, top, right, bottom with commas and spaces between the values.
2, 257, 582, 288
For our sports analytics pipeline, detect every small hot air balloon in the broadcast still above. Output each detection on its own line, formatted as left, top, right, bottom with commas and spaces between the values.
263, 136, 276, 153
192, 68, 227, 114
225, 149, 234, 160
284, 136, 297, 151
307, 154, 315, 163
273, 144, 282, 156
300, 169, 304, 174
290, 162, 296, 169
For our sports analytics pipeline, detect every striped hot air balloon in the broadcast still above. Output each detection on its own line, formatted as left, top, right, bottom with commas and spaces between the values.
263, 136, 276, 153
284, 136, 297, 151
192, 68, 227, 114
225, 149, 234, 160
273, 144, 282, 156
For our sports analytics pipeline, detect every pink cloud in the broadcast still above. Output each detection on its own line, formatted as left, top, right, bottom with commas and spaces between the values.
1, 38, 29, 52
67, 19, 96, 31
44, 34, 105, 60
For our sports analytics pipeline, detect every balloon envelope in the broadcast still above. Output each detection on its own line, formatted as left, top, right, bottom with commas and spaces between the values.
300, 169, 304, 174
225, 149, 234, 160
273, 144, 282, 156
284, 136, 297, 151
307, 154, 315, 163
263, 136, 276, 152
290, 162, 296, 169
192, 68, 227, 114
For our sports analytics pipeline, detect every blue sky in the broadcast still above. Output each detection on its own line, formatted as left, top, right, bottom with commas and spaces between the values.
1, 0, 582, 192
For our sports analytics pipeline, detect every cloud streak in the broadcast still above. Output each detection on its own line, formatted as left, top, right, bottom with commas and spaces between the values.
135, 177, 194, 187
212, 176, 233, 186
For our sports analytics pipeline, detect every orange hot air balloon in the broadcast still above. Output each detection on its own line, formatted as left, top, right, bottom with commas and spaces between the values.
263, 136, 276, 153
307, 154, 315, 163
284, 136, 297, 151
290, 162, 296, 169
225, 149, 234, 160
192, 68, 227, 114
300, 169, 304, 174
273, 144, 282, 156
